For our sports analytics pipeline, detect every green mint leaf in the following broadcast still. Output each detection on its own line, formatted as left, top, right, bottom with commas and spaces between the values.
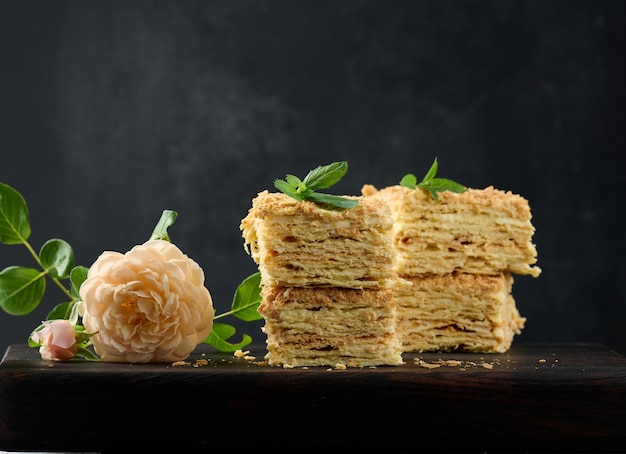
0, 266, 46, 315
306, 192, 359, 209
422, 186, 441, 202
39, 238, 74, 279
400, 157, 466, 201
230, 271, 263, 322
399, 173, 417, 189
302, 161, 349, 190
69, 265, 89, 299
274, 178, 304, 201
285, 174, 306, 193
421, 177, 467, 193
421, 157, 439, 183
204, 322, 253, 352
0, 182, 31, 245
149, 209, 178, 241
419, 178, 467, 202
274, 162, 357, 210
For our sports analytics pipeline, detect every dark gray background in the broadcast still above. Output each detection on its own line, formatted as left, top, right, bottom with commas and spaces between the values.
1, 0, 624, 354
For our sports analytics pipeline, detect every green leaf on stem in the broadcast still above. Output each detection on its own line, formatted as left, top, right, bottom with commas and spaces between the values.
204, 322, 253, 352
0, 182, 31, 245
69, 265, 89, 299
46, 301, 74, 321
230, 271, 263, 322
0, 266, 46, 315
76, 345, 100, 361
205, 272, 262, 352
39, 239, 74, 279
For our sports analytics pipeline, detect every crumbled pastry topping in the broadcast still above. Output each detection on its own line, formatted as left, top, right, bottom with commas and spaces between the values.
417, 360, 441, 369
442, 360, 463, 366
414, 357, 499, 370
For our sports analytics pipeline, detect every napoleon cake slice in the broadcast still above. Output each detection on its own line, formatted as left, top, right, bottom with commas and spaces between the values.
363, 184, 541, 278
395, 272, 524, 353
362, 179, 540, 354
241, 188, 403, 367
258, 285, 403, 367
241, 190, 398, 289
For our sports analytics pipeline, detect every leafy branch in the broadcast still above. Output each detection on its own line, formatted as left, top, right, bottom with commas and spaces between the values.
0, 182, 93, 359
0, 183, 84, 318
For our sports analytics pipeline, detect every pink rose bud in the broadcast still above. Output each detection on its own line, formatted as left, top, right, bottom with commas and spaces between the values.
31, 320, 78, 361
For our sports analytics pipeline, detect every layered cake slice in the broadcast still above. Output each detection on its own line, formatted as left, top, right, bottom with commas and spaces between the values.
241, 190, 403, 367
396, 272, 524, 353
362, 185, 541, 278
241, 190, 398, 290
259, 286, 401, 367
363, 183, 540, 353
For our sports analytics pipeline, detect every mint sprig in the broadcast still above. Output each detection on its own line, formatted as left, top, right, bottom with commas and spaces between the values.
399, 158, 466, 201
274, 161, 358, 210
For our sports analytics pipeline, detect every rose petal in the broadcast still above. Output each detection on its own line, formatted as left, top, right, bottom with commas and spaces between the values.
48, 320, 77, 349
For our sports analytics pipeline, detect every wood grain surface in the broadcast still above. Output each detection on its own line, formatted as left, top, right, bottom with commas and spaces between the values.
1, 342, 625, 452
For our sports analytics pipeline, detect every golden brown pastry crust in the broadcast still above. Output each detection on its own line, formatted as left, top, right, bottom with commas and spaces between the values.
241, 191, 397, 289
241, 191, 403, 367
242, 183, 541, 362
259, 286, 403, 367
395, 272, 524, 353
362, 184, 539, 353
363, 185, 541, 277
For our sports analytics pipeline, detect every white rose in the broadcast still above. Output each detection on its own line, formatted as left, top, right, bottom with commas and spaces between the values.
78, 240, 214, 363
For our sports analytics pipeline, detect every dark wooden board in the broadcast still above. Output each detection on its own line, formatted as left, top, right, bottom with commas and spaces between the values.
1, 342, 625, 452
